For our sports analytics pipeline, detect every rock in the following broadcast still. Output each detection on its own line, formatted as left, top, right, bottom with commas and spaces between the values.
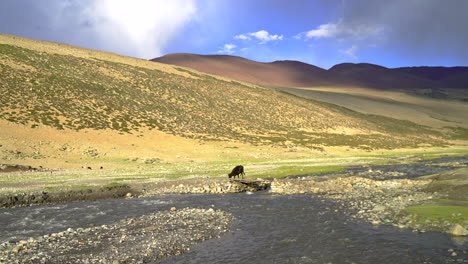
125, 193, 133, 199
451, 252, 457, 257
448, 224, 468, 236
372, 205, 385, 211
170, 207, 177, 212
12, 246, 22, 253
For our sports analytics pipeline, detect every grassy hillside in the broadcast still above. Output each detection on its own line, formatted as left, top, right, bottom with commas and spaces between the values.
1, 33, 464, 172
0, 39, 448, 153
275, 86, 468, 136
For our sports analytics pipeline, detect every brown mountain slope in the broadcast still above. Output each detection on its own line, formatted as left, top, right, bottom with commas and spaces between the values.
395, 66, 468, 89
152, 54, 468, 91
151, 53, 349, 88
328, 63, 436, 90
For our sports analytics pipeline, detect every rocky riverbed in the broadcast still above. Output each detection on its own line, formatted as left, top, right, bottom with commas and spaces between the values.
272, 174, 468, 236
0, 179, 270, 209
270, 156, 468, 236
142, 178, 270, 196
0, 207, 232, 264
272, 177, 431, 222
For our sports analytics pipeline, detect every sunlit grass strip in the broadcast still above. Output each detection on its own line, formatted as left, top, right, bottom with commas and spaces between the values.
404, 204, 468, 225
249, 165, 345, 178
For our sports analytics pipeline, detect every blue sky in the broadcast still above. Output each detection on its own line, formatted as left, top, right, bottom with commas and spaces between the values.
0, 0, 467, 69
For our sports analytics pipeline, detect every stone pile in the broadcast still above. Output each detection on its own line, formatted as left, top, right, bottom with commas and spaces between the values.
147, 179, 270, 195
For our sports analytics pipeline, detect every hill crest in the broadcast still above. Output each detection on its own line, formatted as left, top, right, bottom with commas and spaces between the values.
153, 53, 468, 90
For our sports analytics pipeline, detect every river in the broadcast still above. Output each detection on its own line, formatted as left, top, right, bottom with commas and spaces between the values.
1, 191, 465, 263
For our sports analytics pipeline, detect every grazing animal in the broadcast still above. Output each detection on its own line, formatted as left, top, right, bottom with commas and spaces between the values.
228, 165, 245, 179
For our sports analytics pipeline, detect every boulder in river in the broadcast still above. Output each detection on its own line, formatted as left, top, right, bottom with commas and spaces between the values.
448, 224, 468, 236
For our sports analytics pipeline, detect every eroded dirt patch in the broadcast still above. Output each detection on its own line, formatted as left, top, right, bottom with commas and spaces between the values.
0, 164, 40, 173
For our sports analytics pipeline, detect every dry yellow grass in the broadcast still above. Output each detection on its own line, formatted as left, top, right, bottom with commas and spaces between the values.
0, 34, 255, 87
0, 34, 196, 79
277, 86, 468, 129
0, 119, 326, 170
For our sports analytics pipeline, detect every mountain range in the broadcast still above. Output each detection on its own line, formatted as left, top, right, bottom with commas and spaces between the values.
153, 53, 468, 92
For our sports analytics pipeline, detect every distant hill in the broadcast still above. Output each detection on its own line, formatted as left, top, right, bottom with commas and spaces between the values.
152, 53, 352, 88
328, 63, 435, 90
395, 66, 468, 89
0, 34, 454, 153
153, 53, 468, 91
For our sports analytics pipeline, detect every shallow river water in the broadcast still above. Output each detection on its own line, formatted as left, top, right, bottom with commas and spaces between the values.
1, 192, 466, 263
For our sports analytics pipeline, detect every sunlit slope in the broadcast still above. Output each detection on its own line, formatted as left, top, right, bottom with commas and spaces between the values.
0, 34, 449, 153
274, 86, 468, 130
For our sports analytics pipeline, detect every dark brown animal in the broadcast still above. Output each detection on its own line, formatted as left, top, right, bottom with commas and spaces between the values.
228, 165, 245, 179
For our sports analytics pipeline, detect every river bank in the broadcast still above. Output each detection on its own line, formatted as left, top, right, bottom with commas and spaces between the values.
0, 185, 134, 208
1, 156, 467, 236
0, 178, 271, 208
0, 207, 232, 263
271, 159, 468, 237
0, 156, 466, 263
1, 193, 465, 263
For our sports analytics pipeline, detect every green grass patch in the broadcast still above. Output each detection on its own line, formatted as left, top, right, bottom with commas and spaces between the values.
404, 204, 468, 225
174, 67, 201, 77
250, 165, 345, 178
445, 126, 468, 140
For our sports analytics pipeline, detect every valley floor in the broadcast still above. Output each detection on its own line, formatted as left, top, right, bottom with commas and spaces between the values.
0, 153, 467, 262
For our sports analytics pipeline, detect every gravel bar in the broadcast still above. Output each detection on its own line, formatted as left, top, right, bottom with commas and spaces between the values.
0, 208, 232, 263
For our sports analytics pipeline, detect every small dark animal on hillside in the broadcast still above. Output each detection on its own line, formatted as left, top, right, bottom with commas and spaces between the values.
228, 165, 245, 179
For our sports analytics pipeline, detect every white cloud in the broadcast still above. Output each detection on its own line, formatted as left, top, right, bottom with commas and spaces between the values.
84, 0, 197, 58
218, 43, 236, 54
234, 34, 250, 40
233, 30, 283, 44
296, 20, 383, 62
302, 21, 384, 41
341, 45, 358, 59
306, 23, 339, 39
293, 34, 303, 40
248, 30, 283, 43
